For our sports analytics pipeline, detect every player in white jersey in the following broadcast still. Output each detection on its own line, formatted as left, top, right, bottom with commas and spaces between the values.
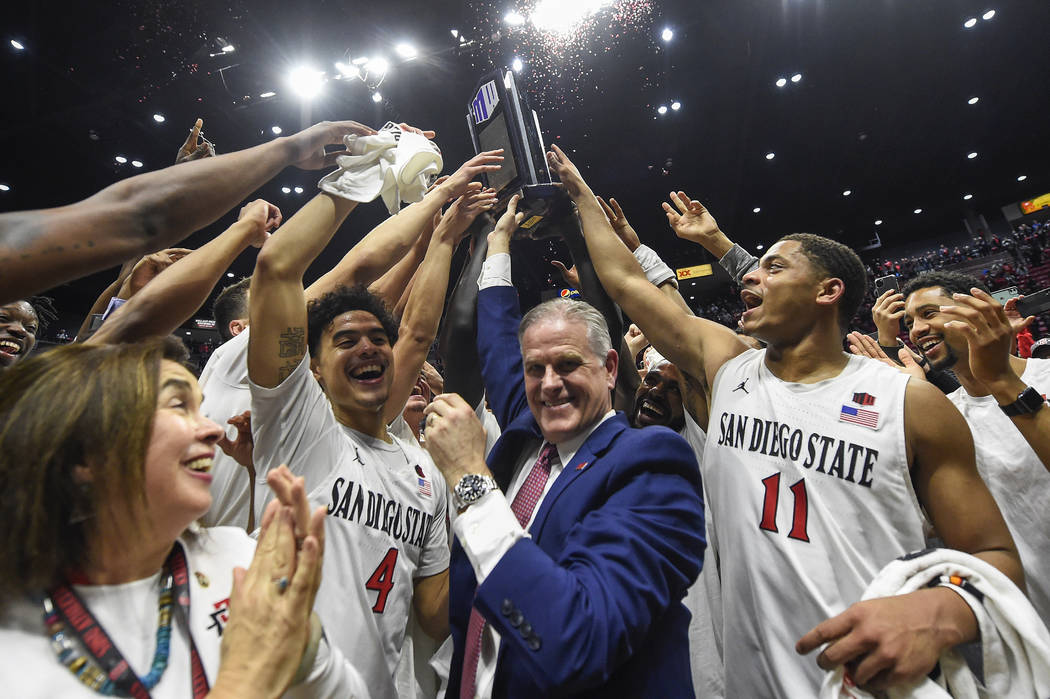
897, 271, 1050, 628
246, 150, 504, 699
545, 143, 1023, 696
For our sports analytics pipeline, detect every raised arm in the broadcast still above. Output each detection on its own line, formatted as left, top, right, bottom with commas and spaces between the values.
249, 193, 358, 388
87, 200, 280, 345
942, 288, 1050, 471
545, 145, 746, 390
660, 192, 758, 282
381, 189, 496, 424
0, 120, 375, 305
305, 150, 505, 299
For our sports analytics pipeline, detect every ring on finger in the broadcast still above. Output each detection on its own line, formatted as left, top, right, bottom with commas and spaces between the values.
274, 576, 290, 594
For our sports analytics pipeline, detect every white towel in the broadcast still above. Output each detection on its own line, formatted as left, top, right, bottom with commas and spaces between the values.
319, 122, 442, 215
819, 548, 1050, 699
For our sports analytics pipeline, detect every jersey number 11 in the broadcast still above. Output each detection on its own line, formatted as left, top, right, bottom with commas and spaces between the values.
758, 473, 810, 542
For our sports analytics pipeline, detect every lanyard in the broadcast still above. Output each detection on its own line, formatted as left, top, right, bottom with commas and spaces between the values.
49, 543, 210, 699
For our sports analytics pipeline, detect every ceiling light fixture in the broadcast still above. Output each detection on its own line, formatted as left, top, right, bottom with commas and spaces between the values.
259, 91, 276, 98
790, 73, 802, 83
671, 101, 681, 110
0, 184, 10, 192
753, 207, 761, 213
874, 219, 883, 225
153, 114, 165, 123
222, 44, 235, 53
842, 189, 852, 196
372, 91, 383, 103
661, 28, 673, 42
1017, 175, 1027, 181
968, 96, 979, 105
967, 151, 978, 159
294, 186, 304, 194
115, 156, 127, 164
512, 56, 523, 72
288, 66, 325, 99
964, 17, 977, 28
657, 105, 668, 115
756, 244, 764, 250
281, 186, 291, 194
395, 43, 417, 60
227, 272, 235, 278
10, 40, 24, 50
982, 9, 995, 20
765, 152, 775, 160
775, 77, 787, 88
131, 160, 143, 168
271, 126, 282, 134
963, 194, 973, 200
913, 208, 923, 214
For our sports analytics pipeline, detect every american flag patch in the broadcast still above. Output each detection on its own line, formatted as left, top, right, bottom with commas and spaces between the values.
417, 477, 432, 497
839, 405, 879, 429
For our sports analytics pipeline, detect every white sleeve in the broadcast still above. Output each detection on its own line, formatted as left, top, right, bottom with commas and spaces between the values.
632, 244, 678, 288
477, 253, 513, 289
451, 490, 525, 584
475, 395, 502, 458
286, 634, 373, 699
248, 352, 344, 487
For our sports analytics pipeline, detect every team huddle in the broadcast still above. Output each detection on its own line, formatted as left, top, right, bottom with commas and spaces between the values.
0, 117, 1048, 699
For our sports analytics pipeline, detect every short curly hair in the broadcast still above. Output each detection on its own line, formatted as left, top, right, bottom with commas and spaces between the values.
779, 233, 868, 330
901, 271, 989, 301
306, 284, 399, 357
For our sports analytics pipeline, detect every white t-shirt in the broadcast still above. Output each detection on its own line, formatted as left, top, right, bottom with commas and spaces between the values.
250, 354, 450, 699
198, 330, 255, 529
947, 357, 1050, 628
704, 350, 922, 697
0, 528, 368, 698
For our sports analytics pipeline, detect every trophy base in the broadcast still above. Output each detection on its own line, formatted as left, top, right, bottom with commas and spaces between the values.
511, 184, 574, 240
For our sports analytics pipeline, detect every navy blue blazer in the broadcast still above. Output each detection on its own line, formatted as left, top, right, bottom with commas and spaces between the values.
446, 284, 706, 698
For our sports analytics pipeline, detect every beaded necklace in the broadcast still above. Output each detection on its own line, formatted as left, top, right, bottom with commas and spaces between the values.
42, 563, 175, 696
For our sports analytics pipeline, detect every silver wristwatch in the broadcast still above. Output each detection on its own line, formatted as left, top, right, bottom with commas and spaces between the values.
453, 473, 499, 511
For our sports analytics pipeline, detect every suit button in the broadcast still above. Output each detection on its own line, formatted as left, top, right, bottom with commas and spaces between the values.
527, 635, 541, 651
501, 599, 513, 616
519, 622, 532, 637
509, 610, 523, 628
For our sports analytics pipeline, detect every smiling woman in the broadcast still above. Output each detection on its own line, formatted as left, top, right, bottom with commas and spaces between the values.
0, 339, 368, 698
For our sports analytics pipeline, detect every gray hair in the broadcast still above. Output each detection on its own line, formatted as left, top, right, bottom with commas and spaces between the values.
518, 298, 613, 359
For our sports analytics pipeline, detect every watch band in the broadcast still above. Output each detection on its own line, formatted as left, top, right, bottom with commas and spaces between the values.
999, 385, 1046, 417
453, 473, 499, 511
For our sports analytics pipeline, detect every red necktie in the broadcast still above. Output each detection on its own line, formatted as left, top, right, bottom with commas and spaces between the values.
460, 443, 558, 699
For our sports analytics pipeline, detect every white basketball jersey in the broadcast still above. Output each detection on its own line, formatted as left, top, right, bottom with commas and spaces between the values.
704, 350, 924, 697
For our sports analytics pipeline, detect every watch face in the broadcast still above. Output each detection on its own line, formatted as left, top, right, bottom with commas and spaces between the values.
455, 474, 493, 505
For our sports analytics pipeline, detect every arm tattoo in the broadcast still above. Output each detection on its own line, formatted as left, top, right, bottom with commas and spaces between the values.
278, 327, 305, 358
277, 361, 299, 382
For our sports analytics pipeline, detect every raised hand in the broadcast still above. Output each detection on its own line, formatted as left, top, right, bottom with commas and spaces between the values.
545, 144, 587, 199
846, 331, 926, 382
119, 248, 194, 298
940, 288, 1027, 388
442, 150, 504, 199
624, 323, 649, 362
397, 122, 437, 140
871, 289, 906, 346
551, 260, 581, 289
175, 118, 216, 164
437, 188, 498, 243
423, 393, 491, 486
238, 199, 283, 247
662, 191, 722, 246
597, 196, 641, 251
1003, 295, 1034, 336
287, 120, 378, 170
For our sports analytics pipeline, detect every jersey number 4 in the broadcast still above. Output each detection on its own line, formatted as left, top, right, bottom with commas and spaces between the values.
758, 473, 810, 542
366, 548, 399, 613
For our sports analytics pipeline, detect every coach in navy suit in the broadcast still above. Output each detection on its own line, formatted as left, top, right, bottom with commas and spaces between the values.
422, 198, 705, 699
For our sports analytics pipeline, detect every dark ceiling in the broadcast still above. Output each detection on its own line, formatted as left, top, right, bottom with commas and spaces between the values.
4, 0, 1048, 321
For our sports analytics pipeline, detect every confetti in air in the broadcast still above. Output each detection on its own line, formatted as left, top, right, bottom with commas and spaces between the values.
467, 0, 654, 110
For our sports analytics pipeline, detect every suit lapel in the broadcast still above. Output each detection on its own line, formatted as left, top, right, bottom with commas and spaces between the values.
529, 414, 627, 541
